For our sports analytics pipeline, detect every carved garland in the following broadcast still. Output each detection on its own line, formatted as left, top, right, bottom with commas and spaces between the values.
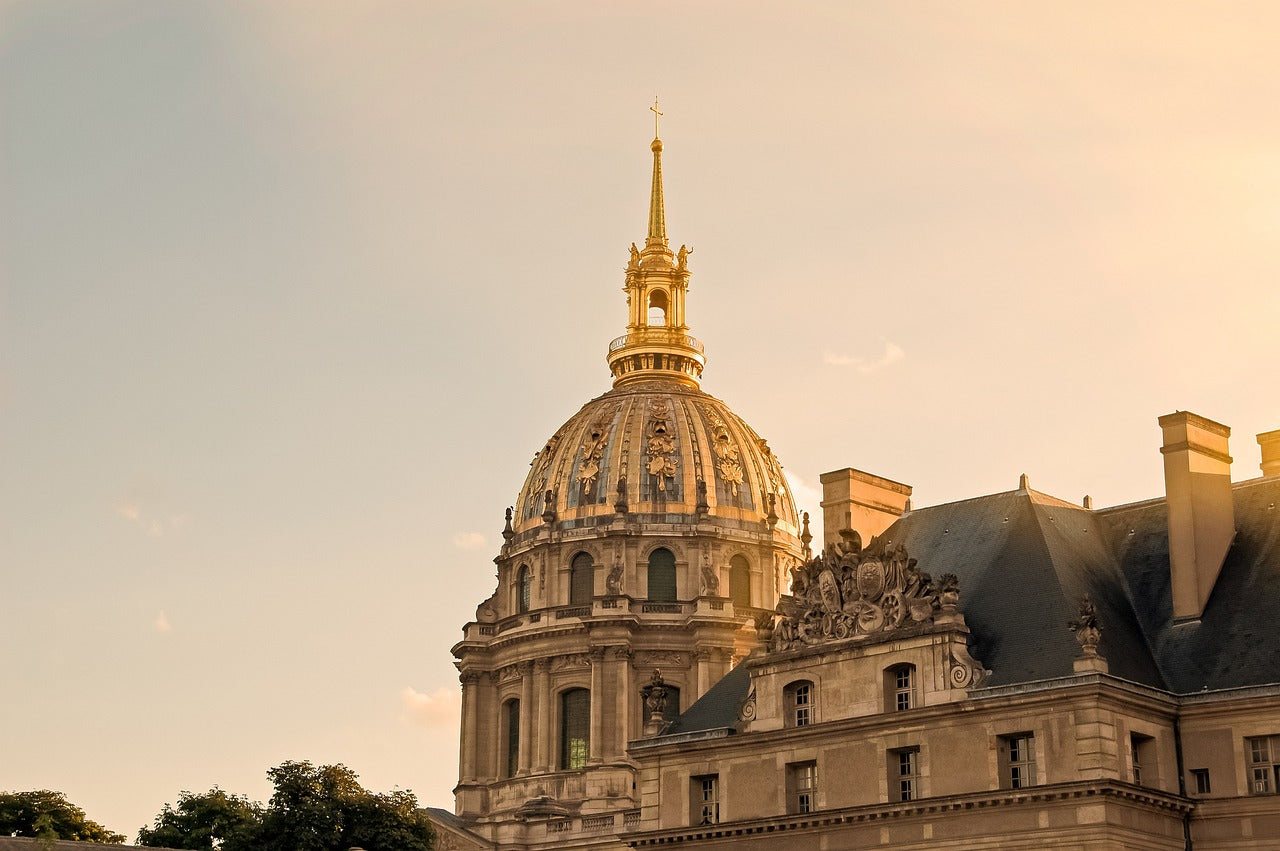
703, 407, 745, 496
645, 399, 679, 492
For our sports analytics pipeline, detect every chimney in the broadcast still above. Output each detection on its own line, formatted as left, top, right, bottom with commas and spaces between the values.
1258, 429, 1280, 477
819, 468, 912, 550
1159, 411, 1235, 621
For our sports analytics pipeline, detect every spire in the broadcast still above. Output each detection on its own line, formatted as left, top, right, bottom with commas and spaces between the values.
647, 99, 667, 247
606, 109, 705, 389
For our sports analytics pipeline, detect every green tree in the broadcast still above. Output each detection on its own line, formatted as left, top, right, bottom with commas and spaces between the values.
136, 788, 261, 850
0, 790, 126, 843
138, 762, 434, 851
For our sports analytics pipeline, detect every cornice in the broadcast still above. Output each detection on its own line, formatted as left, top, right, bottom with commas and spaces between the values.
623, 781, 1192, 846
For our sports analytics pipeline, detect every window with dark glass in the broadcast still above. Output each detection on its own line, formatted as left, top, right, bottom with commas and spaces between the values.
560, 689, 590, 770
692, 774, 719, 825
785, 680, 813, 727
729, 555, 751, 608
999, 733, 1036, 789
890, 747, 920, 802
1191, 768, 1211, 795
516, 566, 531, 614
647, 547, 677, 602
787, 762, 817, 814
1247, 735, 1279, 794
570, 552, 594, 606
502, 699, 520, 779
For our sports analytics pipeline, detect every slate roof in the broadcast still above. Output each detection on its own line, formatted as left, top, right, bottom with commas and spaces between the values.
662, 476, 1280, 735
1097, 475, 1280, 692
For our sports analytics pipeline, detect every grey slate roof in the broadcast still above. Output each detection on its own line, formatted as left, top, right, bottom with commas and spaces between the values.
882, 487, 1165, 688
661, 477, 1280, 735
663, 663, 750, 736
1097, 475, 1280, 692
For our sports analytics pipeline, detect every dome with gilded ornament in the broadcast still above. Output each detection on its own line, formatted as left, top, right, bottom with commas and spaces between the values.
511, 379, 800, 538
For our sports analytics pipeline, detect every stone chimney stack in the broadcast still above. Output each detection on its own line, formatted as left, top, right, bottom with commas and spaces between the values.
819, 468, 912, 550
1258, 429, 1280, 477
1159, 411, 1235, 622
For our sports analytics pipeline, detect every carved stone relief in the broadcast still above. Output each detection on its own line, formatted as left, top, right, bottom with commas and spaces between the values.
703, 407, 744, 496
772, 532, 986, 687
577, 407, 618, 492
553, 653, 591, 671
645, 398, 678, 492
636, 651, 684, 667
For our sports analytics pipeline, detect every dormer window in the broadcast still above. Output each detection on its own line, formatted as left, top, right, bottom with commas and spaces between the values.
785, 680, 814, 727
885, 664, 916, 712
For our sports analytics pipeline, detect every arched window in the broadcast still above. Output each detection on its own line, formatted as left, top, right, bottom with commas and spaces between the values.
502, 698, 520, 779
560, 688, 590, 770
729, 555, 751, 609
785, 680, 815, 727
885, 664, 916, 712
515, 566, 531, 614
647, 547, 677, 602
570, 553, 594, 606
647, 289, 669, 327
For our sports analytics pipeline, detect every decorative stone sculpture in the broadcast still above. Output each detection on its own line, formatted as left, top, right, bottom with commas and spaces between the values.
773, 537, 952, 649
542, 489, 556, 524
502, 506, 514, 542
1069, 595, 1102, 657
645, 399, 678, 492
640, 669, 669, 734
614, 475, 628, 514
699, 553, 720, 596
606, 556, 624, 595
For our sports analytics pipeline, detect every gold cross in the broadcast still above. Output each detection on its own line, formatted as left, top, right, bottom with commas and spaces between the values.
650, 97, 663, 138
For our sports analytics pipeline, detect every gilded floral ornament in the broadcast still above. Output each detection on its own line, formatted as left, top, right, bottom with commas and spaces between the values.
577, 407, 617, 491
645, 398, 678, 491
704, 408, 744, 496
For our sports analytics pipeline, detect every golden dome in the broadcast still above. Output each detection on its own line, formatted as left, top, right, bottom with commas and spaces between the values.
512, 379, 800, 537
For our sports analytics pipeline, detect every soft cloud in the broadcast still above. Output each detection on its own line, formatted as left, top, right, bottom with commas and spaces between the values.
824, 341, 905, 374
115, 501, 188, 537
154, 611, 171, 632
402, 686, 460, 730
452, 531, 486, 550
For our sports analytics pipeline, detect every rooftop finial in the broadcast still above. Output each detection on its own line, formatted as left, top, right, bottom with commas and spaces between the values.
647, 99, 667, 246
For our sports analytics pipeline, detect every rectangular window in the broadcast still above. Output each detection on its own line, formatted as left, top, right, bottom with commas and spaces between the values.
890, 748, 920, 802
504, 700, 520, 779
1191, 768, 1211, 795
787, 762, 817, 814
1247, 735, 1280, 795
894, 667, 914, 712
692, 775, 719, 825
793, 683, 811, 727
1131, 733, 1154, 786
1001, 733, 1036, 789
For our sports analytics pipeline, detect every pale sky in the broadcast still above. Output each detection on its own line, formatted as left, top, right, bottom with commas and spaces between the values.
2, 1, 1278, 839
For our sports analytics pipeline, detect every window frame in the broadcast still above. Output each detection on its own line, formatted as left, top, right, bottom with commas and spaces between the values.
502, 698, 520, 779
1247, 735, 1280, 795
729, 555, 751, 609
890, 747, 920, 802
885, 663, 916, 713
1130, 732, 1155, 787
785, 680, 814, 728
999, 732, 1037, 790
559, 688, 590, 771
515, 565, 531, 614
569, 552, 594, 606
691, 774, 719, 825
786, 761, 817, 814
647, 547, 677, 602
1191, 768, 1211, 795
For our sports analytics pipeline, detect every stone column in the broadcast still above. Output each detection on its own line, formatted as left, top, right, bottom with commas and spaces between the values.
534, 658, 552, 773
612, 647, 632, 758
589, 647, 605, 763
518, 661, 534, 774
459, 671, 480, 782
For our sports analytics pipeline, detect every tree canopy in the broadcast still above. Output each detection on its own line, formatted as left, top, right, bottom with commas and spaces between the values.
0, 789, 126, 843
137, 761, 435, 851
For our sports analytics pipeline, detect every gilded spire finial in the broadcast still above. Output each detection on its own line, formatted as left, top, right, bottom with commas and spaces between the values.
646, 99, 667, 246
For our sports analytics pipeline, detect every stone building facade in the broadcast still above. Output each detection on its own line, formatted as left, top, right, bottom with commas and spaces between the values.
436, 129, 1280, 850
